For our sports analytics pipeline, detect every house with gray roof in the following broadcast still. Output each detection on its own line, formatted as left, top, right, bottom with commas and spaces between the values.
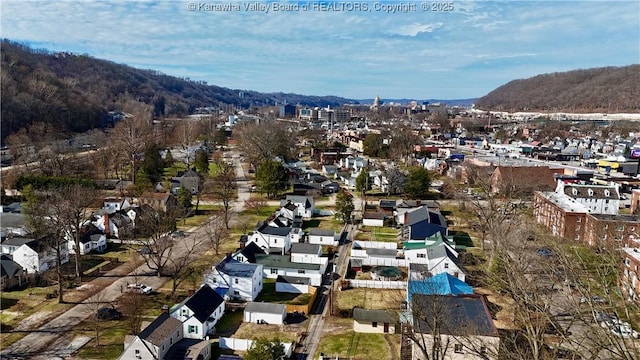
0, 213, 28, 238
255, 254, 323, 286
204, 257, 263, 301
281, 195, 315, 219
290, 243, 328, 273
410, 294, 500, 359
556, 180, 621, 215
276, 275, 311, 294
1, 236, 69, 274
1, 254, 26, 290
119, 313, 186, 360
243, 302, 287, 325
308, 228, 338, 246
353, 308, 397, 334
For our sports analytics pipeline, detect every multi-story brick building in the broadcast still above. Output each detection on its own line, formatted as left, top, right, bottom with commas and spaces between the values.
583, 214, 639, 247
622, 248, 640, 302
533, 191, 588, 241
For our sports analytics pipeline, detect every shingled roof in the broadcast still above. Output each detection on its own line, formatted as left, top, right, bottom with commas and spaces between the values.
182, 285, 225, 323
138, 313, 182, 346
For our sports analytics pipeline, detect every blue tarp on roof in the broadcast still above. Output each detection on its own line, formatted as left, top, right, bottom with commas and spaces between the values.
407, 273, 473, 303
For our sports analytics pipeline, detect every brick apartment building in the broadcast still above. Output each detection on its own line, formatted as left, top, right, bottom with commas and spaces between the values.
622, 248, 640, 302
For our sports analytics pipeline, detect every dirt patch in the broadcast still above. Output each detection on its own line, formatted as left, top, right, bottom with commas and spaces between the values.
14, 310, 54, 331
232, 322, 299, 342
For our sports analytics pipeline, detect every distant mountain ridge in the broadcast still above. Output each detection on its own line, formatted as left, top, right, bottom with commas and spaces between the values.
475, 65, 640, 113
0, 39, 356, 141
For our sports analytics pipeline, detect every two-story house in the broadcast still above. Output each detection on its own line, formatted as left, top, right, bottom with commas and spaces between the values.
1, 235, 69, 274
248, 223, 303, 255
204, 257, 263, 301
403, 234, 464, 281
255, 254, 324, 286
281, 195, 315, 219
119, 313, 184, 360
170, 285, 225, 339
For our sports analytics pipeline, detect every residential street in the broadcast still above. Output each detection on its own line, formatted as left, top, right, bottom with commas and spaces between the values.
1, 150, 250, 359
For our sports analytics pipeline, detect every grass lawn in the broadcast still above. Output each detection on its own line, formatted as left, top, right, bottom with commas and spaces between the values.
255, 280, 311, 305
233, 322, 299, 342
302, 216, 344, 232
216, 310, 244, 336
316, 331, 399, 360
73, 319, 131, 360
335, 288, 405, 311
355, 226, 399, 243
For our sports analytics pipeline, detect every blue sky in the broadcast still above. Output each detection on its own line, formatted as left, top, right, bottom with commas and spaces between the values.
1, 0, 638, 100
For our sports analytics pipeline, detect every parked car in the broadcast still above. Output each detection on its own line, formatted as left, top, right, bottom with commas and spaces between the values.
127, 283, 153, 294
97, 306, 122, 320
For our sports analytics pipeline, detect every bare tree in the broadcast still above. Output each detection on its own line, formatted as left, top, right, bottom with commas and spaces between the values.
381, 164, 405, 196
211, 161, 236, 229
135, 209, 177, 276
172, 119, 204, 168
120, 291, 145, 335
49, 184, 96, 280
233, 121, 295, 166
202, 212, 230, 255
244, 196, 268, 214
110, 106, 153, 182
166, 232, 205, 298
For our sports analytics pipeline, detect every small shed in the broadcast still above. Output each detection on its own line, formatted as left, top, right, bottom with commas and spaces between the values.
307, 229, 338, 246
362, 211, 385, 227
243, 302, 287, 325
353, 308, 397, 334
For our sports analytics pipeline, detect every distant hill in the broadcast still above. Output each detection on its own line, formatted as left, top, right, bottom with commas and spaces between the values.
0, 40, 356, 141
475, 65, 640, 113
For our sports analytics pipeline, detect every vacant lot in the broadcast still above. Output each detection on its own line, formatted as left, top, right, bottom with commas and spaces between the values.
317, 329, 400, 360
354, 226, 398, 243
335, 288, 405, 311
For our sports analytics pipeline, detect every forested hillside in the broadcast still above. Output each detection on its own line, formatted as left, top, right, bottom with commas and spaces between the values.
475, 65, 640, 112
0, 40, 354, 141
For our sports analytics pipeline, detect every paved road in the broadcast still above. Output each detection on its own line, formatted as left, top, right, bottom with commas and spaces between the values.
1, 149, 250, 359
294, 224, 354, 360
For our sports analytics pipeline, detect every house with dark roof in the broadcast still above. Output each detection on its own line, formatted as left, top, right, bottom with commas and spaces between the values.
290, 243, 325, 267
119, 313, 185, 360
281, 195, 315, 219
404, 234, 464, 281
1, 254, 26, 290
1, 236, 69, 274
67, 223, 107, 255
362, 211, 385, 227
204, 257, 263, 301
409, 294, 500, 360
353, 308, 397, 334
308, 228, 338, 246
232, 242, 267, 264
243, 302, 287, 325
247, 223, 303, 255
170, 284, 225, 339
138, 192, 178, 212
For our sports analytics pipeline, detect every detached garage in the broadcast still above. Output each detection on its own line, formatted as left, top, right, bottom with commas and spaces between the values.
276, 275, 310, 294
243, 302, 287, 325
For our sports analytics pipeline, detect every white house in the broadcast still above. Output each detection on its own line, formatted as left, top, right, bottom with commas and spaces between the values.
103, 197, 132, 214
308, 229, 338, 246
1, 236, 69, 274
255, 254, 324, 286
282, 195, 315, 219
204, 257, 263, 301
353, 308, 397, 334
170, 284, 225, 339
248, 224, 303, 255
119, 313, 184, 360
276, 275, 311, 294
404, 237, 464, 281
66, 224, 107, 255
243, 302, 287, 325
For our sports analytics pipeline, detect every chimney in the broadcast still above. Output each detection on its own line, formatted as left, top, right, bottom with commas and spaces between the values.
104, 213, 110, 236
161, 304, 169, 314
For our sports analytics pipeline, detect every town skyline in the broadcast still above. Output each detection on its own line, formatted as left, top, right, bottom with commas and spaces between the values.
1, 0, 638, 99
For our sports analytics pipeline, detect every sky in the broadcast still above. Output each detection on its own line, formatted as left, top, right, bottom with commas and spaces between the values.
1, 0, 639, 100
